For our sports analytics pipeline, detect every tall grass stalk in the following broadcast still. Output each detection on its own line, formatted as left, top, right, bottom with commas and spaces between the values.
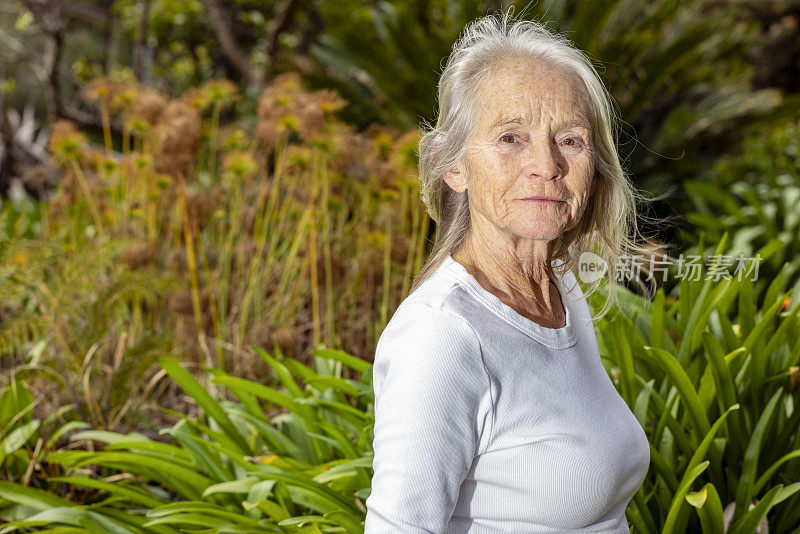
80, 343, 105, 427
347, 209, 366, 349
208, 101, 221, 179
267, 152, 309, 321
308, 148, 322, 349
320, 155, 335, 348
31, 279, 86, 422
177, 178, 204, 347
235, 138, 288, 354
414, 202, 430, 275
145, 167, 157, 245
120, 121, 130, 221
99, 100, 112, 158
200, 229, 224, 370
216, 165, 250, 370
272, 203, 312, 326
401, 184, 420, 299
70, 161, 105, 238
287, 252, 310, 329
380, 212, 392, 331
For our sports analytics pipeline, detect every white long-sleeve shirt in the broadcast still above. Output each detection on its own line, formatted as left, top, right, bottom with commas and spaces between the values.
364, 254, 650, 533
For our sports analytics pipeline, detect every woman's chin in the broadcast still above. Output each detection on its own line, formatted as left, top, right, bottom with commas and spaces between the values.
512, 222, 565, 242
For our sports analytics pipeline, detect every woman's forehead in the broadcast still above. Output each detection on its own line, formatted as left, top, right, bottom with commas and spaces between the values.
487, 59, 580, 91
475, 65, 592, 125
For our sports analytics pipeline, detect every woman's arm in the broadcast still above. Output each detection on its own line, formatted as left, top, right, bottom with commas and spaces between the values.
364, 304, 492, 533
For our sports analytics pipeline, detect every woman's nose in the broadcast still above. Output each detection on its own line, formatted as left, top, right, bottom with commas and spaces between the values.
521, 138, 564, 181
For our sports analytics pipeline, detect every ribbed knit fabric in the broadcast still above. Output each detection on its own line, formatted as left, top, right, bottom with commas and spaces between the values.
364, 254, 651, 533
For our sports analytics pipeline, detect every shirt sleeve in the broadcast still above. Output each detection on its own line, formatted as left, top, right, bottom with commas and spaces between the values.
364, 303, 492, 533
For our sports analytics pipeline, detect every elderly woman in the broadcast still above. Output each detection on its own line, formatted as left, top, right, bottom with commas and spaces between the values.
364, 10, 655, 534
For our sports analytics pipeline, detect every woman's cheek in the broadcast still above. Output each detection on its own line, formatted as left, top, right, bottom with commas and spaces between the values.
489, 149, 523, 180
495, 144, 522, 164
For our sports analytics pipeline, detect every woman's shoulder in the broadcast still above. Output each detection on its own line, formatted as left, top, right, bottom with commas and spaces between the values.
379, 294, 480, 355
374, 277, 483, 368
372, 298, 487, 399
383, 262, 475, 332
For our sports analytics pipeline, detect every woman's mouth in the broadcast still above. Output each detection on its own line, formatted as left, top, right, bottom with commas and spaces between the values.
521, 197, 562, 203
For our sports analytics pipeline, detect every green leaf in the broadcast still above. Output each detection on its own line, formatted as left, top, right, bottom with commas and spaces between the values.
1, 420, 39, 463
305, 376, 361, 397
644, 346, 711, 436
733, 388, 784, 522
310, 348, 370, 374
103, 440, 193, 466
0, 480, 73, 511
321, 509, 363, 532
45, 450, 214, 501
251, 346, 305, 398
728, 484, 786, 534
753, 448, 800, 495
254, 464, 360, 514
46, 476, 164, 508
146, 501, 264, 525
202, 477, 259, 497
69, 430, 150, 445
158, 356, 250, 455
686, 483, 724, 534
662, 460, 711, 534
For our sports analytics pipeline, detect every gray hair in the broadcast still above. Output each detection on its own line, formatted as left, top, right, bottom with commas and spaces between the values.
411, 8, 664, 321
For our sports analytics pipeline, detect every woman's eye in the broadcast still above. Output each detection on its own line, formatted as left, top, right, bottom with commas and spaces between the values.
561, 136, 584, 148
498, 133, 585, 147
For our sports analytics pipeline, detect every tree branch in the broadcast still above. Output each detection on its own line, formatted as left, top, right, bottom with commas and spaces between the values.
203, 0, 264, 87
133, 0, 151, 82
23, 0, 122, 136
266, 0, 297, 64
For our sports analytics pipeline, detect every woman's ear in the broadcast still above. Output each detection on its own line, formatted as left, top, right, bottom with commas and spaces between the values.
443, 163, 468, 193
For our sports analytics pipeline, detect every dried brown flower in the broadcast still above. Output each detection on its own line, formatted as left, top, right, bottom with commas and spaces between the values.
315, 248, 346, 284
390, 232, 411, 264
201, 79, 240, 109
83, 77, 125, 107
268, 325, 295, 356
120, 242, 157, 270
184, 188, 218, 232
327, 123, 371, 181
255, 72, 347, 149
20, 164, 59, 196
47, 120, 88, 167
131, 88, 168, 127
168, 289, 194, 316
241, 205, 258, 235
154, 100, 202, 179
167, 249, 187, 273
167, 287, 210, 317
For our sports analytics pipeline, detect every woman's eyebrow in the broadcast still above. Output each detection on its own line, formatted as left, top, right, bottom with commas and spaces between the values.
489, 116, 527, 129
489, 116, 591, 130
558, 118, 591, 130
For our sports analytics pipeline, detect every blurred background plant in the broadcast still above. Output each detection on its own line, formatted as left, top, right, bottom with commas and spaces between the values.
5, 0, 800, 241
2, 243, 800, 531
679, 119, 800, 288
1, 73, 426, 434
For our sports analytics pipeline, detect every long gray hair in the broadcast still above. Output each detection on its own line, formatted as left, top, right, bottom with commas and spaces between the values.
410, 8, 665, 321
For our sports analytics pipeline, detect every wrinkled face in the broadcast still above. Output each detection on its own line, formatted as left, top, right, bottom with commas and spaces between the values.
446, 59, 596, 247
